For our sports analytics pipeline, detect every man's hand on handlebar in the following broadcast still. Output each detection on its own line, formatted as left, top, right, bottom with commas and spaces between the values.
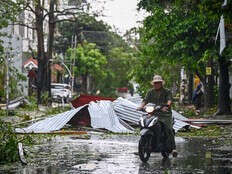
161, 106, 169, 112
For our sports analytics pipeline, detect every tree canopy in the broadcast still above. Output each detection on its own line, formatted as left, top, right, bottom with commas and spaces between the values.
133, 0, 232, 95
55, 14, 129, 56
56, 13, 136, 97
66, 41, 107, 93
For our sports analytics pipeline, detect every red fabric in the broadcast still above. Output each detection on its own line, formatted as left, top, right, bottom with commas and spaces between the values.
71, 94, 115, 108
117, 87, 128, 93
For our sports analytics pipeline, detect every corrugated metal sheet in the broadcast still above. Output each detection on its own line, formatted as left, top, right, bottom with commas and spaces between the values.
16, 100, 134, 134
15, 105, 87, 133
88, 100, 133, 133
172, 110, 188, 121
15, 97, 199, 134
113, 97, 199, 132
127, 94, 143, 105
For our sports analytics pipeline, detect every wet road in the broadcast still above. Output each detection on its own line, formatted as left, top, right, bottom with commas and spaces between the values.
1, 132, 232, 174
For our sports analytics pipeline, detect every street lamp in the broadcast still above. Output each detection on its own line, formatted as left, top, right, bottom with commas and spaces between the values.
61, 61, 73, 93
71, 35, 77, 94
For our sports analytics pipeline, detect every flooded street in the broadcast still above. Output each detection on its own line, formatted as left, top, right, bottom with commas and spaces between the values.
1, 132, 232, 174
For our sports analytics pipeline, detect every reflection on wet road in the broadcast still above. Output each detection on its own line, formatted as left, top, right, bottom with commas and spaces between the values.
0, 133, 232, 174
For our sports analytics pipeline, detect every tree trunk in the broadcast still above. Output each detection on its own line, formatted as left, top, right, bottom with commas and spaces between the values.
215, 57, 231, 115
188, 73, 193, 104
82, 74, 88, 93
47, 0, 55, 100
35, 1, 45, 104
204, 59, 215, 109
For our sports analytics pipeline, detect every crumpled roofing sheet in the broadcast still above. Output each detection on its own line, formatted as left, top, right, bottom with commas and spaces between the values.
88, 100, 133, 133
15, 97, 199, 134
126, 94, 143, 105
113, 97, 198, 132
15, 101, 134, 134
15, 105, 87, 133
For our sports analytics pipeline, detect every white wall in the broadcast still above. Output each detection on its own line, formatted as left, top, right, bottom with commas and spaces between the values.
1, 25, 28, 96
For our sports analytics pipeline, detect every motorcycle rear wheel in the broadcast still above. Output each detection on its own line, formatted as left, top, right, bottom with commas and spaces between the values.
138, 137, 151, 163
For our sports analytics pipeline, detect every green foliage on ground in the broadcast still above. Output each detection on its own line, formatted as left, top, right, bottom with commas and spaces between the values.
0, 120, 34, 164
44, 106, 72, 116
21, 96, 38, 111
0, 110, 7, 117
0, 121, 19, 163
177, 125, 223, 137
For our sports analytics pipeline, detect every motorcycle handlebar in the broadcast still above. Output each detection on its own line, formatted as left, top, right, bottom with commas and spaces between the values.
137, 104, 169, 113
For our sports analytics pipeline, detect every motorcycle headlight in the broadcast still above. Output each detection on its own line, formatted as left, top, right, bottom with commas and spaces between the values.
148, 117, 158, 127
145, 106, 155, 113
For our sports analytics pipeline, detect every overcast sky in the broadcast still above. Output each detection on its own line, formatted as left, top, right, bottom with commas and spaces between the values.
91, 0, 146, 35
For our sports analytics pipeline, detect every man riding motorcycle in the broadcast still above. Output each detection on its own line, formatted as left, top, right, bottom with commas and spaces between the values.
137, 75, 178, 157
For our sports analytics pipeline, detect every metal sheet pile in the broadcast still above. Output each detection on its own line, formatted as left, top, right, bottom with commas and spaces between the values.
15, 96, 198, 133
112, 97, 198, 132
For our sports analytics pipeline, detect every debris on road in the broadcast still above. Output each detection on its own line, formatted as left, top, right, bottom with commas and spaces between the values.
0, 96, 28, 110
15, 95, 202, 134
184, 119, 232, 125
18, 143, 27, 165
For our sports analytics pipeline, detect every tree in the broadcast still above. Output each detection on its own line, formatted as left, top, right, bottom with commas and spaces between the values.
55, 14, 112, 55
55, 14, 130, 56
55, 13, 136, 97
136, 0, 232, 114
130, 42, 180, 97
5, 0, 90, 104
97, 47, 136, 97
66, 41, 107, 93
0, 0, 23, 55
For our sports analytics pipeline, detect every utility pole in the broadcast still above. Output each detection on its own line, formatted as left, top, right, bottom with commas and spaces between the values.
5, 50, 9, 116
71, 35, 77, 94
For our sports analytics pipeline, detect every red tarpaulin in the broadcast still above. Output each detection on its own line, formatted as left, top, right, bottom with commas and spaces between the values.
117, 87, 128, 93
71, 94, 115, 108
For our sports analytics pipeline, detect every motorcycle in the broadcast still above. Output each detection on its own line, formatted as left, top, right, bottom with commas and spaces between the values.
138, 103, 174, 162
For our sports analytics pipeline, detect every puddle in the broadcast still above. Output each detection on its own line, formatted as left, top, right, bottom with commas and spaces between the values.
0, 134, 232, 173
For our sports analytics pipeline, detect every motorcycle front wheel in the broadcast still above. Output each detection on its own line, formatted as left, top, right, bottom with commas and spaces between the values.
161, 151, 169, 158
138, 137, 151, 163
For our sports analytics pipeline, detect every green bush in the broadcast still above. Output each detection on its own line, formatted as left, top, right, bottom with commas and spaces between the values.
0, 120, 34, 164
0, 121, 19, 163
22, 96, 38, 111
0, 110, 7, 117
